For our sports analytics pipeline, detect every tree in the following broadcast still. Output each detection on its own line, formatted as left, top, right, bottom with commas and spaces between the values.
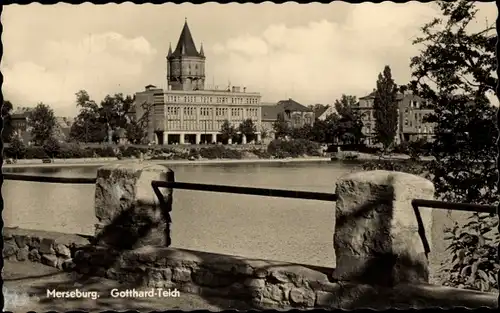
43, 136, 61, 158
28, 103, 57, 146
331, 95, 364, 145
373, 66, 399, 151
126, 101, 153, 144
409, 0, 497, 291
272, 113, 291, 139
238, 118, 257, 142
220, 120, 237, 144
70, 91, 105, 143
2, 100, 14, 142
9, 136, 26, 159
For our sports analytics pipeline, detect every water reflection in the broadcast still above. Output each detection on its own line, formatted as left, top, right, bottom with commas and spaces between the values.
2, 162, 357, 267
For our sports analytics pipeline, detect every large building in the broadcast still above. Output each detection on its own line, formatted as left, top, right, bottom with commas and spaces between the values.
354, 90, 435, 145
135, 20, 262, 145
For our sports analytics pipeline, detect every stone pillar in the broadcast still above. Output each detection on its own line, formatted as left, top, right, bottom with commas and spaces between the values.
154, 133, 159, 145
332, 170, 434, 286
163, 132, 169, 145
211, 133, 217, 144
94, 162, 174, 249
195, 133, 201, 145
179, 133, 185, 145
242, 134, 247, 144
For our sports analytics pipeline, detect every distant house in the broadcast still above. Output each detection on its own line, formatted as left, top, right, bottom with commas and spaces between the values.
312, 104, 336, 121
260, 105, 282, 140
276, 98, 315, 128
10, 107, 33, 144
259, 99, 315, 141
354, 89, 435, 145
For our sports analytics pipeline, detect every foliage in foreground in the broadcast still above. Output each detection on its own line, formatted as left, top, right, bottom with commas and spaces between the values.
407, 0, 498, 292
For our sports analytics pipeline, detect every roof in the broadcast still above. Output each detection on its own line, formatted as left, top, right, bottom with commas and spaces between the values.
261, 105, 281, 121
276, 98, 312, 113
313, 105, 329, 118
169, 20, 203, 58
360, 90, 405, 101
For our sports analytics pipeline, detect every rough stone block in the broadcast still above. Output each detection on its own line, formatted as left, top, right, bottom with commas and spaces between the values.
146, 268, 172, 287
315, 290, 340, 308
93, 162, 173, 249
192, 269, 233, 287
262, 285, 285, 302
14, 235, 30, 248
41, 254, 59, 268
244, 278, 266, 289
28, 249, 41, 262
62, 258, 76, 271
16, 247, 30, 261
290, 287, 315, 307
172, 267, 191, 282
3, 241, 18, 258
29, 236, 41, 249
332, 170, 434, 286
54, 243, 71, 258
39, 238, 55, 254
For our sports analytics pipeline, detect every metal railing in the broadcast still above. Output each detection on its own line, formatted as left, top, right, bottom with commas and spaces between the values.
2, 174, 96, 184
3, 173, 497, 259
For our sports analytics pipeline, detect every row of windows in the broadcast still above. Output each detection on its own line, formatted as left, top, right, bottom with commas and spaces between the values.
165, 106, 259, 118
166, 96, 259, 105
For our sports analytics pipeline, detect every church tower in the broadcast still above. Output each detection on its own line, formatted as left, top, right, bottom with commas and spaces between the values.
166, 19, 206, 91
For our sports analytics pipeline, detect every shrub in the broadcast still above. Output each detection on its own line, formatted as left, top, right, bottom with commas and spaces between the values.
5, 137, 27, 159
361, 158, 430, 179
43, 137, 62, 158
120, 146, 148, 158
93, 146, 116, 158
198, 146, 242, 159
267, 139, 321, 158
57, 143, 93, 158
24, 147, 49, 159
251, 148, 272, 159
440, 214, 499, 292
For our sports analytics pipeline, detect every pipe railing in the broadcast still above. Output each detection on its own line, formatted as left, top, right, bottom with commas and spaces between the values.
3, 173, 497, 258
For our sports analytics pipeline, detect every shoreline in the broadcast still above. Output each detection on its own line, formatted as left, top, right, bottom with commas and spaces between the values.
2, 153, 433, 169
2, 156, 334, 169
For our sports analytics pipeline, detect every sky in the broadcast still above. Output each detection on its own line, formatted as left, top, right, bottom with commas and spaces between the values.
2, 2, 497, 117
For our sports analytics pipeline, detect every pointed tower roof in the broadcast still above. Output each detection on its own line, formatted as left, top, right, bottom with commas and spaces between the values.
171, 19, 202, 58
167, 42, 172, 57
199, 42, 204, 56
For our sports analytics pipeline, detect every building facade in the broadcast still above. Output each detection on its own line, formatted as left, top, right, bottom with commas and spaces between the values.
355, 90, 434, 145
136, 20, 262, 145
259, 99, 314, 140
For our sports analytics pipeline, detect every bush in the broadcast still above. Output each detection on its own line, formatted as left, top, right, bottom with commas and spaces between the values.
4, 137, 27, 159
57, 143, 93, 158
267, 139, 321, 158
43, 137, 62, 158
251, 148, 272, 159
93, 146, 117, 158
120, 146, 148, 158
361, 159, 430, 179
198, 146, 243, 159
24, 147, 49, 159
440, 214, 499, 292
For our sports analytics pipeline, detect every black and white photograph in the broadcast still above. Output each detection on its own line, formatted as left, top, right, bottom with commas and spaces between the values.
1, 1, 498, 311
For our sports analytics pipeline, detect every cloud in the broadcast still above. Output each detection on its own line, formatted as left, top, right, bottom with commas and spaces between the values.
2, 32, 157, 116
208, 2, 441, 104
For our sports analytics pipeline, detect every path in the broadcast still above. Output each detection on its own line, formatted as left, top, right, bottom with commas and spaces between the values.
2, 261, 253, 312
